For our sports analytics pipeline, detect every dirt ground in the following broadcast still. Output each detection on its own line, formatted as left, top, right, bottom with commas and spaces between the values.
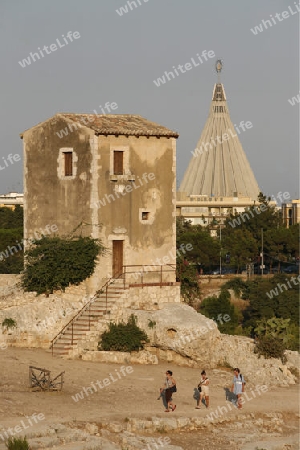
0, 347, 299, 449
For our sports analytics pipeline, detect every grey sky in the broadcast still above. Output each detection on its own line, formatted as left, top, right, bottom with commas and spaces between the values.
0, 0, 299, 200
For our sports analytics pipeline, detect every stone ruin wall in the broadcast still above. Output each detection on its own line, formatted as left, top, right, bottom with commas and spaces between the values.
0, 274, 181, 351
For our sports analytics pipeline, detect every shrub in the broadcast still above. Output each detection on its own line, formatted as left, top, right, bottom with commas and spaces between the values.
254, 317, 299, 353
223, 277, 248, 298
177, 260, 200, 305
5, 436, 30, 450
254, 335, 287, 363
2, 318, 17, 331
199, 289, 239, 334
99, 314, 149, 352
0, 228, 24, 274
21, 236, 105, 295
148, 319, 156, 329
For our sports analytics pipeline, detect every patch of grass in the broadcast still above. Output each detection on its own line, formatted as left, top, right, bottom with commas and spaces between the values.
5, 436, 30, 450
148, 319, 156, 329
2, 318, 17, 331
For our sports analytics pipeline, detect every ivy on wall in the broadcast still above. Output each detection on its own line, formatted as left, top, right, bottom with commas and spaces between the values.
21, 236, 105, 295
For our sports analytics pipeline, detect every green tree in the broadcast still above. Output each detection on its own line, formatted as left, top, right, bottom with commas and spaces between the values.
176, 217, 220, 302
0, 206, 24, 273
264, 227, 291, 270
176, 218, 220, 268
285, 224, 299, 261
199, 289, 239, 334
225, 193, 280, 236
242, 274, 299, 330
176, 257, 200, 305
0, 228, 24, 273
0, 205, 23, 229
224, 193, 281, 265
221, 228, 258, 272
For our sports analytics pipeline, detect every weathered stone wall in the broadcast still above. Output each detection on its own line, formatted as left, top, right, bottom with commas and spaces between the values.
0, 277, 91, 349
68, 284, 181, 357
0, 278, 180, 352
0, 274, 20, 298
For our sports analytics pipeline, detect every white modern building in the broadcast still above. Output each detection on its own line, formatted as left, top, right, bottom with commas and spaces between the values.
0, 192, 24, 209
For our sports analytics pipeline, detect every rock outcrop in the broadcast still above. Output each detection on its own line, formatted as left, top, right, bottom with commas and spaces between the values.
117, 303, 299, 387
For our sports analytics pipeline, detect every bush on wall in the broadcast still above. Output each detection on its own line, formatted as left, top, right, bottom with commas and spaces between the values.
21, 236, 105, 295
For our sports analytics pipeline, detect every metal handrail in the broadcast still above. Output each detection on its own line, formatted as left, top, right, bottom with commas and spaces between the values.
50, 271, 125, 354
123, 264, 176, 288
50, 264, 177, 354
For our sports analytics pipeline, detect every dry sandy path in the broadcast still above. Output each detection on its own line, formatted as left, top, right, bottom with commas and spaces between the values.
0, 347, 299, 449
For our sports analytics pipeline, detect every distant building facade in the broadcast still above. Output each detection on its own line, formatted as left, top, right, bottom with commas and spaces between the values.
21, 113, 179, 291
0, 192, 24, 209
282, 199, 300, 228
176, 192, 257, 227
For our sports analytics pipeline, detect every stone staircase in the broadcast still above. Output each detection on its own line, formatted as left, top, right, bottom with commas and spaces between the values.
50, 277, 127, 357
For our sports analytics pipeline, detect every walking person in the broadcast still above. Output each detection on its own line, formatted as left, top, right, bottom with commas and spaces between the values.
231, 367, 246, 409
160, 370, 177, 412
196, 370, 209, 409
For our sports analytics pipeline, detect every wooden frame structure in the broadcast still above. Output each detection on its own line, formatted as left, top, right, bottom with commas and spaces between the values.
29, 365, 65, 391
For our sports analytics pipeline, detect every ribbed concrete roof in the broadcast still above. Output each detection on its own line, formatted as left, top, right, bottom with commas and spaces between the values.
179, 83, 260, 201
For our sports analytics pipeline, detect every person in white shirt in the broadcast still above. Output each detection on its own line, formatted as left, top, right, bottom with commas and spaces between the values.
196, 370, 209, 409
231, 367, 246, 409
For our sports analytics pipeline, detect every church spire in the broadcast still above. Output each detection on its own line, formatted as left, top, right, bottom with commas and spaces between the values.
215, 59, 223, 84
179, 61, 260, 201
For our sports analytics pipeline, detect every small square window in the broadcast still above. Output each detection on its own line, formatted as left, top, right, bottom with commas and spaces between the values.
142, 212, 150, 220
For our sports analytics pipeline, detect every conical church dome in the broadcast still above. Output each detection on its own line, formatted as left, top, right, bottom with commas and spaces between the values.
179, 82, 260, 201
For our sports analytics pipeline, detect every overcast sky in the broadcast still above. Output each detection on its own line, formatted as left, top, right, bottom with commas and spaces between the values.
0, 0, 299, 201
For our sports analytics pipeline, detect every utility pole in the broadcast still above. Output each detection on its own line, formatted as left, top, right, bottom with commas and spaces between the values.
261, 228, 264, 275
219, 225, 222, 275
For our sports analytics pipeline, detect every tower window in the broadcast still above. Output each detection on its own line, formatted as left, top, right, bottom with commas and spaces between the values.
64, 152, 73, 176
142, 212, 150, 220
114, 151, 123, 175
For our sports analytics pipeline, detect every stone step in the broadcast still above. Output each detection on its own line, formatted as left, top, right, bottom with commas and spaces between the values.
60, 337, 88, 343
74, 317, 101, 322
62, 331, 90, 336
52, 349, 72, 355
82, 307, 109, 311
51, 281, 127, 357
87, 300, 114, 306
53, 345, 73, 350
